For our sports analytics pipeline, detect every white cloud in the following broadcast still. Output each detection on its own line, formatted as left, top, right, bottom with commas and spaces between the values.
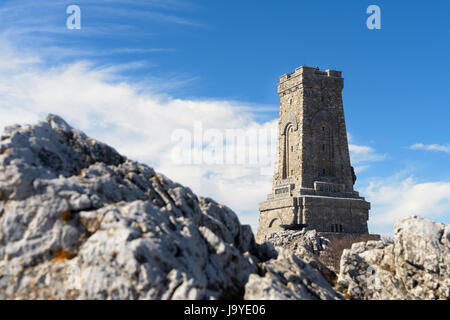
353, 165, 369, 174
362, 175, 450, 229
349, 144, 387, 164
348, 142, 386, 175
410, 143, 450, 153
347, 132, 386, 170
0, 38, 274, 233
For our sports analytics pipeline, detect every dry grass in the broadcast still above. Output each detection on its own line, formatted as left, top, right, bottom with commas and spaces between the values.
53, 248, 76, 262
343, 288, 352, 300
0, 147, 11, 155
61, 210, 75, 221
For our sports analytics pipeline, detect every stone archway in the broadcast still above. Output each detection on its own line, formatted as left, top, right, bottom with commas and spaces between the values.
268, 218, 280, 229
282, 123, 295, 179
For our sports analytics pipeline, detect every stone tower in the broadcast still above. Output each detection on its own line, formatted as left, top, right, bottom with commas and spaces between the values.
256, 66, 370, 242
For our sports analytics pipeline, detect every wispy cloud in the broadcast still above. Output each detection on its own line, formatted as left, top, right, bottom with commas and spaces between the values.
84, 0, 201, 12
363, 174, 450, 229
0, 38, 272, 234
348, 143, 387, 174
410, 143, 450, 153
88, 6, 208, 28
347, 133, 386, 173
0, 0, 204, 63
349, 144, 387, 164
106, 48, 176, 55
0, 0, 205, 30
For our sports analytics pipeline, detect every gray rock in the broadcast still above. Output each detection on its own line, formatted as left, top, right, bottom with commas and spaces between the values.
0, 115, 257, 299
249, 229, 340, 299
337, 216, 449, 300
244, 248, 343, 300
263, 229, 329, 255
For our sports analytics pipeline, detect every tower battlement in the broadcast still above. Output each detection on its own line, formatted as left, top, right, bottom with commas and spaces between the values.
278, 66, 343, 96
280, 66, 342, 83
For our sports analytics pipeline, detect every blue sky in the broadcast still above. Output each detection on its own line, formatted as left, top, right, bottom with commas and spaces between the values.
0, 0, 449, 235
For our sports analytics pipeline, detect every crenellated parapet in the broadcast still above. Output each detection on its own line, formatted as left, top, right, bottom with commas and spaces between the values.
278, 66, 343, 97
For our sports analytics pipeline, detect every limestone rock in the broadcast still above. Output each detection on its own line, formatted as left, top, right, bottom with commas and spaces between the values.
263, 229, 329, 255
0, 115, 257, 299
244, 248, 343, 300
257, 229, 338, 296
337, 216, 449, 300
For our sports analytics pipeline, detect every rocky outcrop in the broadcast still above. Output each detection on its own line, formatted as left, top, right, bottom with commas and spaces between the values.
0, 115, 258, 299
337, 216, 449, 300
0, 115, 340, 300
247, 230, 340, 299
262, 229, 329, 255
244, 247, 343, 300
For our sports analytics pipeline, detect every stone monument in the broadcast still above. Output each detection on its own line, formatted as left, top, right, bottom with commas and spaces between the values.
256, 66, 371, 242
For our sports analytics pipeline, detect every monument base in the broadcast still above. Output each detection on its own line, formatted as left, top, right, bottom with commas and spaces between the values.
256, 195, 370, 243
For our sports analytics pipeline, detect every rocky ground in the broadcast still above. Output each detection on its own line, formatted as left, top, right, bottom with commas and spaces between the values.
0, 115, 448, 300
